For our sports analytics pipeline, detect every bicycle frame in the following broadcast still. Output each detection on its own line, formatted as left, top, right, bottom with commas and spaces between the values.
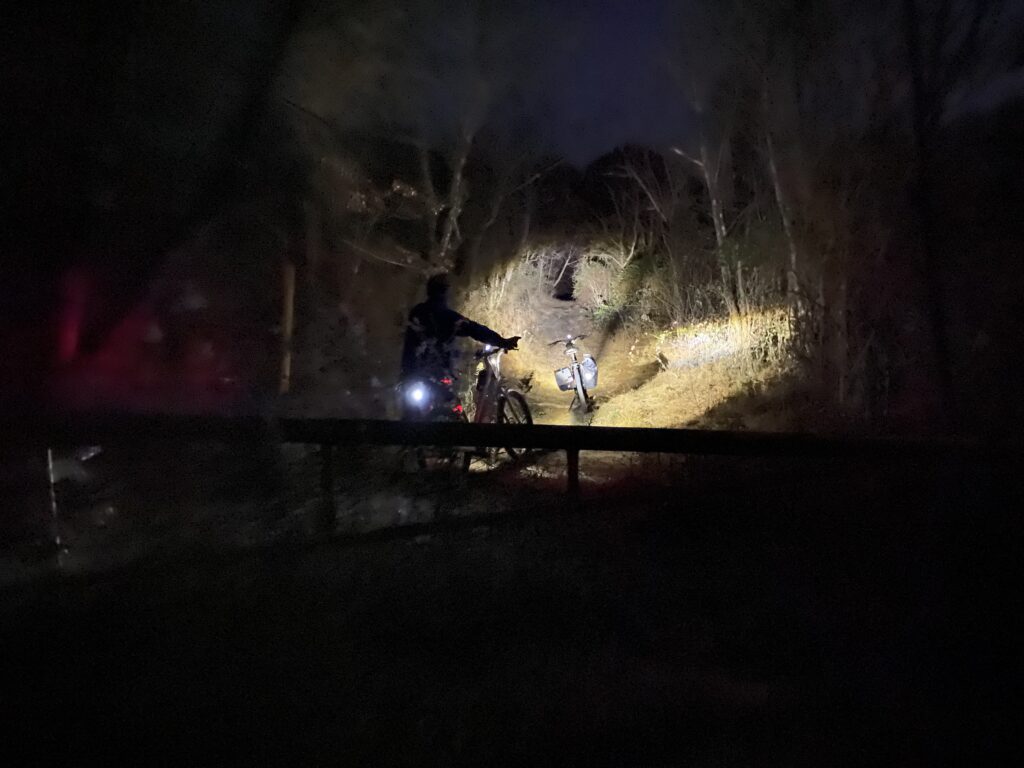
473, 347, 506, 424
551, 335, 594, 413
564, 343, 590, 411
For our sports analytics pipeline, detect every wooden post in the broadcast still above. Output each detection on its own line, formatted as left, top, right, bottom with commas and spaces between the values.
279, 260, 296, 395
303, 200, 321, 289
566, 447, 580, 497
319, 444, 336, 533
45, 448, 61, 548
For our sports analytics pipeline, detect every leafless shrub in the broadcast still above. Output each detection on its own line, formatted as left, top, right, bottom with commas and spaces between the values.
459, 247, 554, 341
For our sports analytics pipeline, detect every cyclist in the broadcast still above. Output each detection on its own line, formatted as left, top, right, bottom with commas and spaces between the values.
400, 273, 520, 383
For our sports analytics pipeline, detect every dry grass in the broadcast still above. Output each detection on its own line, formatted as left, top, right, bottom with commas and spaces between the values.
459, 249, 551, 341
459, 247, 799, 430
595, 309, 795, 429
593, 360, 768, 428
636, 307, 793, 370
572, 250, 640, 320
458, 249, 593, 390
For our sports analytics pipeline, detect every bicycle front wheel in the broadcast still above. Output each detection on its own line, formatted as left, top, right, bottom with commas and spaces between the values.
498, 390, 532, 460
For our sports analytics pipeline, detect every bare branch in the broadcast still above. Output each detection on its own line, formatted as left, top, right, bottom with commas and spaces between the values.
418, 148, 439, 215
620, 161, 668, 224
671, 146, 704, 169
509, 159, 564, 194
341, 239, 422, 272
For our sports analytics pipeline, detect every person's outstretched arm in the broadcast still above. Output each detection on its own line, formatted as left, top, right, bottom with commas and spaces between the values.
449, 310, 517, 348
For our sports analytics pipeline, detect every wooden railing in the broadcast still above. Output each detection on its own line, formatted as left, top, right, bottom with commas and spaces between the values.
21, 413, 993, 527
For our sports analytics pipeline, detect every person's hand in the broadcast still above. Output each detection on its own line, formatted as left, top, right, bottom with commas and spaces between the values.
503, 336, 521, 351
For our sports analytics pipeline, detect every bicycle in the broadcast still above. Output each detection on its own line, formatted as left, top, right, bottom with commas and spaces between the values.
469, 344, 532, 461
549, 334, 598, 420
398, 374, 470, 472
397, 344, 531, 471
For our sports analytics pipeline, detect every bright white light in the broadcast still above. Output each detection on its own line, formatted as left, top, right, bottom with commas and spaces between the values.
484, 344, 493, 352
567, 334, 571, 339
409, 385, 426, 404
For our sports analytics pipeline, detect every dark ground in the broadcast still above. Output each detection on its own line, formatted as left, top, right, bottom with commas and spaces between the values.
1, 450, 1021, 766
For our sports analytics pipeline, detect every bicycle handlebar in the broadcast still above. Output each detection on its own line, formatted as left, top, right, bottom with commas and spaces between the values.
548, 334, 587, 346
475, 345, 511, 359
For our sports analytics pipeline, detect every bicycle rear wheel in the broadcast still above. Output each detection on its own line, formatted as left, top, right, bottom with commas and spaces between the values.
411, 404, 470, 474
498, 390, 532, 460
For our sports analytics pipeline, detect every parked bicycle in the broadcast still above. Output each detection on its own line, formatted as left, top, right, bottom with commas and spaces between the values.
398, 345, 532, 469
398, 372, 469, 472
549, 334, 598, 418
471, 344, 532, 460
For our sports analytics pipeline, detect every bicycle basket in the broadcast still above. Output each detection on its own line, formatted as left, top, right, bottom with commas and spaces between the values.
580, 355, 598, 389
554, 366, 575, 391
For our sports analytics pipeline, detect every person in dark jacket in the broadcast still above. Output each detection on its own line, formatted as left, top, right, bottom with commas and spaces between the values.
400, 273, 519, 380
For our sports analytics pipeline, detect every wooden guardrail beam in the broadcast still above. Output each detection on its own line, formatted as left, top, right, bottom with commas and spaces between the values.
20, 413, 989, 459
277, 418, 978, 459
13, 412, 1008, 535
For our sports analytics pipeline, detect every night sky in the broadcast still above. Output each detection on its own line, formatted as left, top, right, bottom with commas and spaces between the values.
357, 0, 698, 166
530, 0, 694, 165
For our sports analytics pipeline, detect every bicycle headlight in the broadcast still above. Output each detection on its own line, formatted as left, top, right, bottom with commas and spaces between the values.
407, 383, 427, 405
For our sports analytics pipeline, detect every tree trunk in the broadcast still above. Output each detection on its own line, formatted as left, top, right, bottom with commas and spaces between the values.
461, 181, 505, 285
765, 129, 800, 298
519, 184, 534, 255
834, 276, 849, 406
303, 200, 322, 289
735, 260, 747, 317
902, 0, 957, 431
419, 147, 439, 259
699, 133, 736, 317
816, 272, 828, 386
278, 260, 296, 395
699, 136, 728, 249
436, 142, 471, 269
337, 255, 362, 318
720, 263, 739, 319
185, 0, 308, 245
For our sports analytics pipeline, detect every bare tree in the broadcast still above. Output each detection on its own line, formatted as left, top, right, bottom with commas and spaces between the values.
901, 0, 1011, 428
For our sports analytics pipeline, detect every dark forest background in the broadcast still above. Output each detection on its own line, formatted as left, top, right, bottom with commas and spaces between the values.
2, 0, 1023, 435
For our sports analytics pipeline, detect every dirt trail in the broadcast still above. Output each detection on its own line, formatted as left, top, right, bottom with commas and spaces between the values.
507, 295, 755, 429
504, 296, 661, 425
